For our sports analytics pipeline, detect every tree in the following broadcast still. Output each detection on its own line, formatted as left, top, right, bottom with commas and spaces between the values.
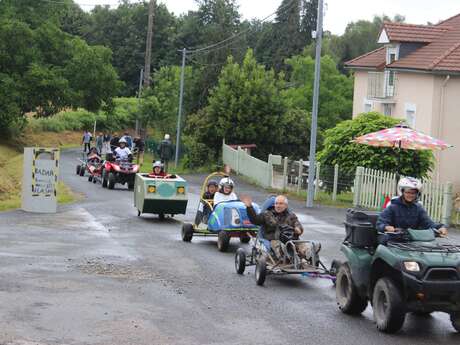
184, 49, 285, 164
282, 54, 353, 130
318, 112, 433, 179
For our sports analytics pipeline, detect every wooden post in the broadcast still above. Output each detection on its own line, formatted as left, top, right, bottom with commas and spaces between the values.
353, 166, 365, 207
441, 182, 453, 225
332, 164, 339, 201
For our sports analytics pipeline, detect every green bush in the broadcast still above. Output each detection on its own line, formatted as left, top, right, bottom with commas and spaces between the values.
318, 112, 434, 185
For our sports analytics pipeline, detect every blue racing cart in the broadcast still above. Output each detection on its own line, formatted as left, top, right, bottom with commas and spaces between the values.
181, 172, 260, 252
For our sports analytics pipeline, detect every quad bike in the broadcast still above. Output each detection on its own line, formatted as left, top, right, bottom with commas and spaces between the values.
336, 208, 460, 333
102, 153, 139, 190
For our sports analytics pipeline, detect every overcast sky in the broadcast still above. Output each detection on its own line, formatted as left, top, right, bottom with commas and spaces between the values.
76, 0, 460, 35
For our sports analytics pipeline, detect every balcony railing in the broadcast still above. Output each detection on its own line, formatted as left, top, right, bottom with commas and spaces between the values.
367, 71, 396, 99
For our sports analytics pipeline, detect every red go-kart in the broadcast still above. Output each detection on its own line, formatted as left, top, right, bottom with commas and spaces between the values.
87, 159, 104, 184
102, 154, 139, 190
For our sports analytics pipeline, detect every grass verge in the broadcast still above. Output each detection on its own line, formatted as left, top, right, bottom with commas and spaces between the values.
139, 152, 215, 175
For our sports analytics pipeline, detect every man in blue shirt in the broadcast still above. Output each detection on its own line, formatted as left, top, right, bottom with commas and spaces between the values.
376, 177, 448, 236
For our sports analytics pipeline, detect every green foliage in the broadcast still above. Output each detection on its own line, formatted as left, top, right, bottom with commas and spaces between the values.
318, 112, 434, 178
282, 54, 353, 130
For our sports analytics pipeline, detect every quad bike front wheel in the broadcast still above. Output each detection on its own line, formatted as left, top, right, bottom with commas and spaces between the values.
102, 170, 108, 188
235, 248, 246, 274
88, 175, 93, 182
217, 231, 230, 252
336, 263, 368, 315
372, 277, 406, 333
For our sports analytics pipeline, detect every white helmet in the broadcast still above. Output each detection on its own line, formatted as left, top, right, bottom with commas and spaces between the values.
398, 177, 423, 196
164, 134, 170, 140
119, 138, 127, 144
219, 177, 234, 194
152, 161, 163, 169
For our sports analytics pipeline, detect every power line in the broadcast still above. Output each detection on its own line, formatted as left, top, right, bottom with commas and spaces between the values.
38, 0, 143, 8
186, 0, 298, 55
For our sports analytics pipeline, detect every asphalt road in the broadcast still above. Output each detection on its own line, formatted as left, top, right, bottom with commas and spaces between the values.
0, 148, 459, 345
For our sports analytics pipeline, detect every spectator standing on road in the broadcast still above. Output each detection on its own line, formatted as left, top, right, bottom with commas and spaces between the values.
82, 130, 92, 153
157, 134, 173, 172
133, 135, 145, 165
103, 132, 111, 153
95, 132, 104, 154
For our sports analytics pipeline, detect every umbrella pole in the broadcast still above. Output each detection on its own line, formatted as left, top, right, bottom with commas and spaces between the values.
395, 141, 402, 195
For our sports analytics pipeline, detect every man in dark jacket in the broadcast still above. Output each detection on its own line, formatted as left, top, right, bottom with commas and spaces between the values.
376, 177, 448, 236
241, 195, 312, 260
157, 134, 173, 171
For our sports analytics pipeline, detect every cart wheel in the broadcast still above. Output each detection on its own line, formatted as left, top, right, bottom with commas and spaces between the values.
102, 170, 108, 188
181, 223, 194, 242
240, 235, 250, 244
76, 165, 81, 175
79, 166, 85, 176
128, 182, 135, 190
255, 256, 267, 286
330, 259, 342, 285
450, 312, 460, 332
336, 263, 368, 315
217, 231, 230, 252
373, 277, 406, 333
93, 178, 97, 184
158, 213, 165, 221
235, 248, 246, 274
108, 172, 115, 189
88, 175, 93, 182
137, 210, 141, 217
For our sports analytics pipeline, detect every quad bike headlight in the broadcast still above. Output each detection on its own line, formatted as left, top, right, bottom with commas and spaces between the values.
148, 185, 156, 193
404, 261, 421, 272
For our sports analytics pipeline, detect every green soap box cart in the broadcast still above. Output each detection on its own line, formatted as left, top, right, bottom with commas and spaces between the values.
134, 173, 188, 220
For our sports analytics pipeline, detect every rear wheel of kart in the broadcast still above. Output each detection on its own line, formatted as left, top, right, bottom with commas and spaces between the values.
217, 231, 230, 252
450, 312, 460, 332
235, 248, 246, 275
336, 263, 368, 315
93, 178, 97, 184
240, 235, 250, 244
181, 223, 194, 242
137, 210, 141, 217
158, 213, 165, 221
102, 170, 108, 188
88, 175, 93, 182
373, 277, 406, 333
128, 182, 135, 190
108, 172, 115, 189
255, 256, 267, 286
76, 165, 81, 175
79, 165, 85, 176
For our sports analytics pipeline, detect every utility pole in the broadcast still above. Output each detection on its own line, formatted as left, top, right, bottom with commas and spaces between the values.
135, 68, 144, 136
143, 0, 155, 88
306, 0, 324, 208
175, 48, 186, 167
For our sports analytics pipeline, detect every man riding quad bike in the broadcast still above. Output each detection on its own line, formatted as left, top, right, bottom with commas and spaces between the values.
102, 138, 139, 190
336, 177, 460, 333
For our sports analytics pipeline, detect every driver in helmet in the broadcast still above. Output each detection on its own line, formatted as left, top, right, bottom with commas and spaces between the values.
114, 138, 132, 161
87, 147, 101, 162
376, 177, 448, 236
213, 177, 238, 204
148, 161, 167, 178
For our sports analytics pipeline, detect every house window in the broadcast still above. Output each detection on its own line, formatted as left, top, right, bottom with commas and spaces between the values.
405, 103, 416, 128
383, 103, 392, 116
363, 99, 373, 112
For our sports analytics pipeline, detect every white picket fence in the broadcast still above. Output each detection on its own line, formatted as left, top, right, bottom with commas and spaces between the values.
353, 166, 453, 224
222, 142, 280, 188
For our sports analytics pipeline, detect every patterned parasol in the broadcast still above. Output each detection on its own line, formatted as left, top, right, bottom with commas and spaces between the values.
353, 124, 452, 150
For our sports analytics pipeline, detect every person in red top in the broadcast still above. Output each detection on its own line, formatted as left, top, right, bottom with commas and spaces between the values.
148, 161, 167, 178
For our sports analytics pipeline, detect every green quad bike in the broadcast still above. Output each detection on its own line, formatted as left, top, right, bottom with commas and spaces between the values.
336, 209, 460, 334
